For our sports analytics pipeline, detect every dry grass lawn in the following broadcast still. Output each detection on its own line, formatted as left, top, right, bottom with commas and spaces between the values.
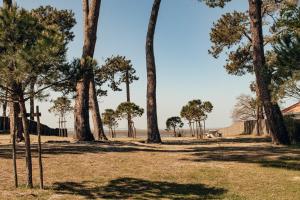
0, 134, 299, 200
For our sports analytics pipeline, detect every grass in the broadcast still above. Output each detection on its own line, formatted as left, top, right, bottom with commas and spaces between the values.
0, 134, 299, 200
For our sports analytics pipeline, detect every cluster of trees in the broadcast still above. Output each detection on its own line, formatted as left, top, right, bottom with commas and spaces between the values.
205, 0, 300, 144
102, 102, 144, 138
180, 100, 213, 139
166, 100, 213, 138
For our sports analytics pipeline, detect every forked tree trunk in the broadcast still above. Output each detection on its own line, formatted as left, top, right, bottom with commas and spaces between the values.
248, 0, 290, 145
89, 76, 107, 140
74, 0, 101, 141
18, 89, 33, 188
75, 73, 93, 141
9, 82, 24, 142
146, 0, 162, 143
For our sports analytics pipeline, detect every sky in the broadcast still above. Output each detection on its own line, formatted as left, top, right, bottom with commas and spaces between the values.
13, 0, 280, 130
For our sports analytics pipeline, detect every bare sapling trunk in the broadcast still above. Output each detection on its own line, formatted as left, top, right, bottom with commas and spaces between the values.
248, 0, 290, 145
188, 122, 193, 137
18, 90, 33, 188
192, 122, 195, 137
29, 81, 35, 121
9, 100, 18, 188
2, 88, 7, 131
126, 70, 133, 138
89, 76, 107, 140
146, 0, 162, 143
36, 106, 44, 189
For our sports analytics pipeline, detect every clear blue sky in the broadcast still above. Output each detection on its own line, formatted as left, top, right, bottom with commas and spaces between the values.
15, 0, 259, 130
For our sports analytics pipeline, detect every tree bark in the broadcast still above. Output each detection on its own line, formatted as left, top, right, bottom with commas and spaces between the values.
74, 0, 101, 141
146, 0, 162, 143
18, 88, 33, 188
248, 0, 290, 145
89, 76, 107, 140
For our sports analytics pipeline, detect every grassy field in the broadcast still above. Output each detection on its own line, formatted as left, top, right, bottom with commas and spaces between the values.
0, 134, 299, 200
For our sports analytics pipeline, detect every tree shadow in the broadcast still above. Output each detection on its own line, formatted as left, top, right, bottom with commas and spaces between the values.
1, 137, 299, 171
162, 137, 271, 145
184, 145, 300, 171
0, 141, 162, 159
53, 177, 227, 199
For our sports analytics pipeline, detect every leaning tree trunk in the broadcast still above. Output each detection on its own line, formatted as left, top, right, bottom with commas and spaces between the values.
18, 88, 33, 188
248, 0, 290, 145
89, 76, 107, 140
74, 0, 101, 141
146, 0, 162, 143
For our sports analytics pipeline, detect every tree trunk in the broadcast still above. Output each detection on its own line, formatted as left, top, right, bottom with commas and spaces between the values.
74, 0, 101, 141
188, 122, 193, 137
29, 81, 35, 121
9, 100, 18, 188
18, 89, 33, 188
74, 74, 93, 141
146, 0, 162, 143
248, 0, 290, 145
36, 106, 44, 189
126, 69, 133, 138
89, 76, 107, 140
2, 88, 7, 131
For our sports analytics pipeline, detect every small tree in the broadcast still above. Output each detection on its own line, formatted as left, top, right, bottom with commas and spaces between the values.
166, 116, 184, 137
180, 105, 195, 136
101, 55, 139, 137
116, 102, 144, 138
232, 94, 257, 122
49, 97, 73, 135
102, 109, 118, 138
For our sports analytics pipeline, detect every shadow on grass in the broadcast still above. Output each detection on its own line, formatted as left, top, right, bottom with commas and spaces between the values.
162, 137, 272, 146
0, 137, 299, 171
184, 145, 300, 171
53, 177, 227, 199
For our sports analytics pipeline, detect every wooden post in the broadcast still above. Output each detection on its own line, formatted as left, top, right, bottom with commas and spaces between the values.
36, 106, 44, 189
